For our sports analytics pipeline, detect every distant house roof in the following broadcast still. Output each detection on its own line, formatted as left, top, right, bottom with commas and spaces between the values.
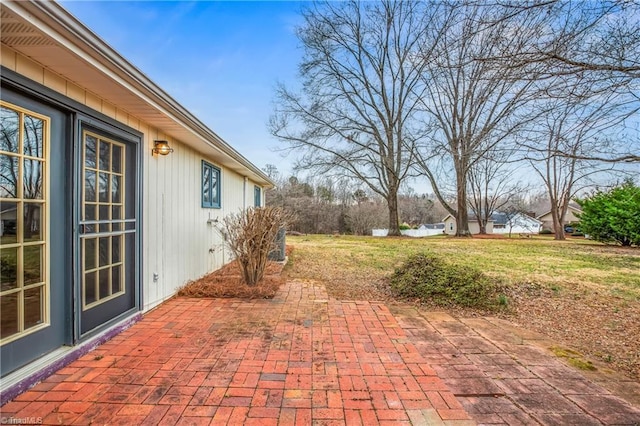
536, 205, 583, 220
418, 223, 445, 230
442, 213, 494, 223
443, 212, 543, 225
490, 212, 542, 226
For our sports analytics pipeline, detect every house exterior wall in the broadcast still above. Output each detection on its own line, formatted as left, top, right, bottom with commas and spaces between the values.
2, 45, 261, 310
443, 216, 492, 235
538, 207, 581, 231
444, 216, 456, 235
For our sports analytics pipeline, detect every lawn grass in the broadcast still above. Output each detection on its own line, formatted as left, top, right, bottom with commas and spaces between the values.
287, 234, 639, 300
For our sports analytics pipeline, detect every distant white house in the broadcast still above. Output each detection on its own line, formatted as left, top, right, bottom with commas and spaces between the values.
442, 212, 542, 235
442, 214, 494, 235
492, 212, 543, 234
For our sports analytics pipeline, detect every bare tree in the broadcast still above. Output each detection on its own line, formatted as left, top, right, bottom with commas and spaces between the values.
498, 0, 640, 163
269, 0, 443, 236
467, 151, 528, 234
524, 77, 631, 240
414, 1, 546, 236
502, 1, 640, 79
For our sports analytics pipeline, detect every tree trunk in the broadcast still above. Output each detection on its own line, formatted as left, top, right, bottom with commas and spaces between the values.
455, 167, 471, 237
478, 220, 487, 235
551, 204, 565, 240
387, 191, 401, 236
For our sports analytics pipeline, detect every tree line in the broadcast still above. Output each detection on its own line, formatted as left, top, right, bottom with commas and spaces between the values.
262, 166, 554, 236
268, 0, 639, 240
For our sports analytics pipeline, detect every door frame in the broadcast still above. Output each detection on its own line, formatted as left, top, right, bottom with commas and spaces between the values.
1, 67, 143, 346
74, 115, 142, 341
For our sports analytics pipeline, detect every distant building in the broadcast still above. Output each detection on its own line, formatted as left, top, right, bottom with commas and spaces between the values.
537, 206, 583, 232
442, 214, 495, 235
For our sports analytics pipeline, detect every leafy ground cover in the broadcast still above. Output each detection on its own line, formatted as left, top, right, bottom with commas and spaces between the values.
177, 249, 290, 299
285, 234, 640, 379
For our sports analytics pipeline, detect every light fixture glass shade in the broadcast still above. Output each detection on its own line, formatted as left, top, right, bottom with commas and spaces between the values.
153, 140, 173, 156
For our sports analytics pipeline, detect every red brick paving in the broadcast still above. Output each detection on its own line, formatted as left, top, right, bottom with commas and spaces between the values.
0, 281, 473, 425
392, 307, 640, 425
5, 280, 638, 425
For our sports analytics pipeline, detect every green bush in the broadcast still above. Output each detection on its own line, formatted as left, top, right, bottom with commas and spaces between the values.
389, 252, 502, 309
539, 229, 553, 235
576, 180, 640, 246
399, 223, 412, 230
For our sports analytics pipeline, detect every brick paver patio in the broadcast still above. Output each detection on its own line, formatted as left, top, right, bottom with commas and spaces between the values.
0, 281, 472, 425
392, 307, 640, 425
2, 280, 639, 425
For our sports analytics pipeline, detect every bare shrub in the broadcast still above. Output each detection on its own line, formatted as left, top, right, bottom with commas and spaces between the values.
223, 207, 291, 286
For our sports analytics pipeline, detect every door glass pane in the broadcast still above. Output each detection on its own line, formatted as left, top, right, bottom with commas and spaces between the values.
23, 244, 43, 285
85, 271, 97, 305
85, 238, 96, 270
99, 237, 109, 267
111, 175, 121, 203
0, 293, 18, 338
0, 106, 19, 153
23, 203, 42, 241
98, 172, 109, 202
111, 145, 121, 173
23, 115, 44, 158
85, 203, 96, 221
99, 269, 110, 299
112, 265, 121, 294
0, 201, 18, 244
99, 140, 110, 171
81, 133, 128, 312
85, 171, 96, 202
24, 286, 43, 329
99, 202, 110, 231
99, 204, 109, 221
23, 159, 43, 199
112, 235, 121, 263
0, 247, 18, 291
85, 134, 97, 168
0, 154, 19, 198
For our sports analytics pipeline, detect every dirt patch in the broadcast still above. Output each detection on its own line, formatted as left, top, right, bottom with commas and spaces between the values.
177, 247, 291, 299
505, 282, 640, 379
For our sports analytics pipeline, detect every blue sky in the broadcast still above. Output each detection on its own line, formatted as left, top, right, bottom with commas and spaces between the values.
61, 1, 304, 176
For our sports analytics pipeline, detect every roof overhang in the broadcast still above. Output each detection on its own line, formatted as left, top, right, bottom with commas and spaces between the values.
1, 0, 274, 188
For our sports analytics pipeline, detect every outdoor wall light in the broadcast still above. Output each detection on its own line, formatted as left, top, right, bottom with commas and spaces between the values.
152, 140, 174, 156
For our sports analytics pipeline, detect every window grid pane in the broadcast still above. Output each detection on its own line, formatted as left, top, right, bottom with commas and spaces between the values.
0, 101, 50, 344
81, 131, 127, 310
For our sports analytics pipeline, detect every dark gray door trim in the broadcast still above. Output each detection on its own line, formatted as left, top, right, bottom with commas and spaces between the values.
1, 66, 144, 345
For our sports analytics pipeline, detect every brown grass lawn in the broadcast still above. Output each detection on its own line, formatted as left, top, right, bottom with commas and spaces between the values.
285, 234, 640, 379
